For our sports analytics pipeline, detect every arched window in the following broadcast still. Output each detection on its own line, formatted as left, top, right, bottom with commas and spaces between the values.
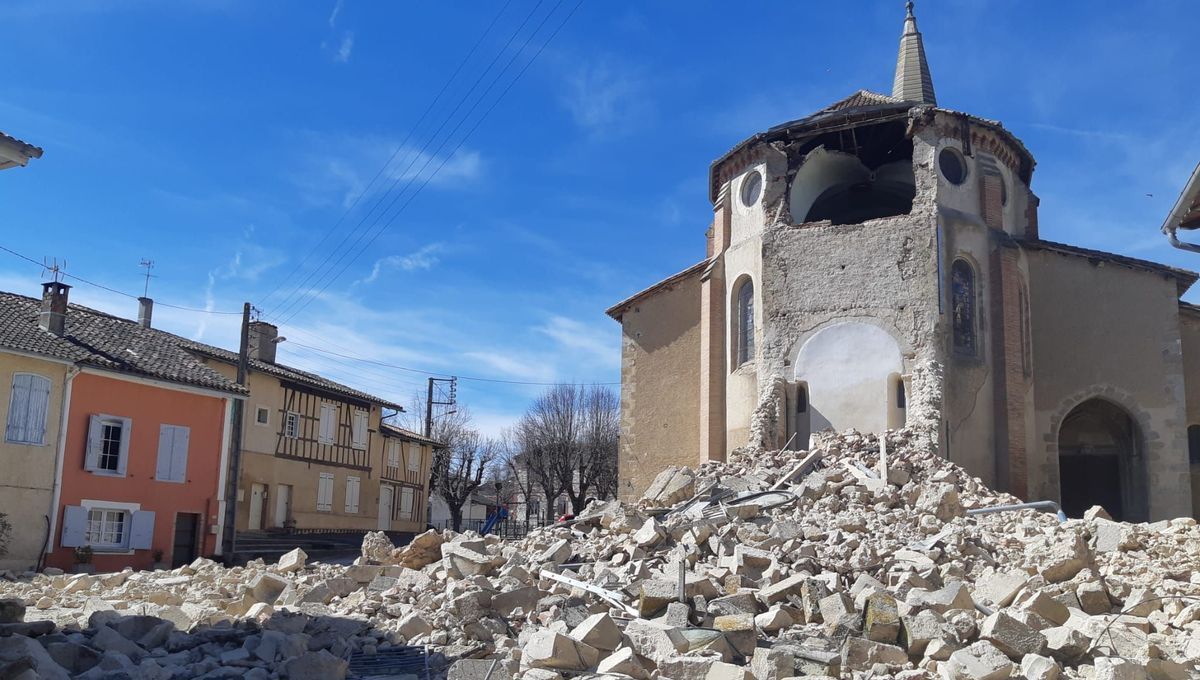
734, 278, 755, 366
951, 259, 977, 356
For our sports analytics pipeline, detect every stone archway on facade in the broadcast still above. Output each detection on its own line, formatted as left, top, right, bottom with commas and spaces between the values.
792, 321, 905, 438
1056, 397, 1147, 522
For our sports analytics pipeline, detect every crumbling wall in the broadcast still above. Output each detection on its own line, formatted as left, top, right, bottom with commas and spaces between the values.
615, 270, 704, 503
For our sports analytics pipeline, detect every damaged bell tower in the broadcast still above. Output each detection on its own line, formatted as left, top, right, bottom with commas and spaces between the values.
609, 3, 1197, 523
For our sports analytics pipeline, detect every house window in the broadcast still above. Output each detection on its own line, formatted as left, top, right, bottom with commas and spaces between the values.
5, 373, 51, 445
316, 473, 334, 512
255, 407, 270, 426
351, 411, 368, 449
284, 412, 299, 438
155, 424, 190, 483
387, 440, 401, 469
1189, 425, 1200, 466
86, 508, 128, 549
406, 443, 421, 473
345, 476, 360, 513
318, 404, 337, 444
85, 414, 132, 476
734, 277, 755, 367
529, 499, 541, 519
951, 259, 977, 356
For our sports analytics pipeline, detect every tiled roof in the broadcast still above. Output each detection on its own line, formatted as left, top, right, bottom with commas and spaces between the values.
0, 131, 43, 159
1162, 162, 1200, 234
380, 422, 442, 446
178, 339, 405, 411
0, 291, 246, 395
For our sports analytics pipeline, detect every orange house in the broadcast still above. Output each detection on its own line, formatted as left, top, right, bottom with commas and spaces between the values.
0, 283, 246, 572
47, 371, 235, 571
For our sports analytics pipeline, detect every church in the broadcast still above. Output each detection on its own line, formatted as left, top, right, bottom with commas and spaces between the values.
607, 3, 1199, 522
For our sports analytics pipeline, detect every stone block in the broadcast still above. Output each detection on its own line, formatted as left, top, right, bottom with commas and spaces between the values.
946, 641, 1013, 680
623, 619, 688, 663
275, 547, 307, 573
638, 579, 677, 617
899, 608, 943, 657
974, 570, 1027, 608
596, 647, 646, 679
1041, 626, 1089, 662
1094, 658, 1149, 680
281, 650, 348, 680
1019, 591, 1070, 626
863, 591, 900, 643
979, 611, 1046, 660
1076, 581, 1111, 615
569, 613, 621, 652
908, 581, 974, 614
758, 573, 807, 606
755, 605, 793, 634
0, 600, 25, 624
522, 630, 600, 671
1021, 653, 1062, 680
841, 637, 907, 672
248, 573, 289, 605
492, 586, 544, 617
537, 539, 573, 565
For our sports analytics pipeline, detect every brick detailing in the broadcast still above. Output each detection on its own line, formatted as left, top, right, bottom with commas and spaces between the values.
1025, 190, 1040, 240
979, 172, 1004, 230
988, 241, 1029, 498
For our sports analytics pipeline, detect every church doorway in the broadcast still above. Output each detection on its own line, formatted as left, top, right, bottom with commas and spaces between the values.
1057, 398, 1145, 522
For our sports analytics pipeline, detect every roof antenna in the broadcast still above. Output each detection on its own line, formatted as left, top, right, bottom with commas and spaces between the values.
139, 259, 155, 297
41, 257, 66, 284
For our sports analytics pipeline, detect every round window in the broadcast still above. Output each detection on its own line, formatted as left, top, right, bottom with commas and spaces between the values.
741, 170, 763, 207
938, 147, 967, 185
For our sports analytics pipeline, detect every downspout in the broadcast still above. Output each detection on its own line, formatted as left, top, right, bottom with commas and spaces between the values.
1166, 228, 1200, 254
212, 397, 234, 557
45, 366, 80, 565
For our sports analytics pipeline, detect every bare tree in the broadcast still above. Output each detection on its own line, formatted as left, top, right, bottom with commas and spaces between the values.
515, 384, 619, 514
404, 392, 495, 532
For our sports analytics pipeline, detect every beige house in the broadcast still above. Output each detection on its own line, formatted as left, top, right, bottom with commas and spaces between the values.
183, 322, 433, 536
609, 4, 1198, 522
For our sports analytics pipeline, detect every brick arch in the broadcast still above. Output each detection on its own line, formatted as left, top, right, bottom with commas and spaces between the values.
1041, 385, 1153, 520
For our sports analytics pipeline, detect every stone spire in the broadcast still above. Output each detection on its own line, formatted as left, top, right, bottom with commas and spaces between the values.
891, 1, 937, 105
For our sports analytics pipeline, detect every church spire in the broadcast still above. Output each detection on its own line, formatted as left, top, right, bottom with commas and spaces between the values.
891, 1, 937, 106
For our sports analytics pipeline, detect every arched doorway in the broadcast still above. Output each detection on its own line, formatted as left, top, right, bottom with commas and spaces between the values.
793, 322, 903, 436
1057, 398, 1145, 521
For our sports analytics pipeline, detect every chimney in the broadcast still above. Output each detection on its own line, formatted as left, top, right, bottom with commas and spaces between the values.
137, 297, 154, 329
39, 281, 71, 336
248, 321, 280, 364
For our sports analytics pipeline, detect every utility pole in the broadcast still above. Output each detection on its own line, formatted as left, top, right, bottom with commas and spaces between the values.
222, 302, 251, 561
424, 376, 457, 438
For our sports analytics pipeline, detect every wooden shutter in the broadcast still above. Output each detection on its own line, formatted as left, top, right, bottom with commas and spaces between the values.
84, 415, 102, 471
60, 505, 88, 548
171, 426, 190, 482
25, 376, 49, 444
5, 374, 31, 442
115, 417, 131, 476
129, 510, 155, 550
400, 487, 414, 520
156, 426, 173, 480
317, 473, 333, 511
345, 476, 360, 513
406, 443, 421, 472
319, 405, 336, 443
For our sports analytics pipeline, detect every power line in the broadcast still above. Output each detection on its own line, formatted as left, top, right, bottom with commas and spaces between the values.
271, 0, 581, 326
286, 338, 618, 387
0, 244, 243, 315
265, 0, 544, 318
258, 0, 518, 311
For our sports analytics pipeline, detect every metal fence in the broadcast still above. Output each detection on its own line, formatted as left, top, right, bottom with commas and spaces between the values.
428, 516, 553, 539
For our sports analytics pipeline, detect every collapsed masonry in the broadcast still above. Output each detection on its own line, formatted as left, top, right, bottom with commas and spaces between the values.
1, 428, 1199, 679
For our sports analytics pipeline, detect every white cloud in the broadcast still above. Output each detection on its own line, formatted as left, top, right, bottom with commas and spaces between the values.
536, 315, 620, 371
560, 62, 648, 135
334, 31, 354, 63
361, 243, 444, 284
328, 0, 343, 27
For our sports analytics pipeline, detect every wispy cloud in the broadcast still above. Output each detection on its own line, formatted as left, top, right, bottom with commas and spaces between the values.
536, 315, 620, 371
293, 132, 483, 208
361, 243, 444, 284
560, 61, 649, 136
328, 0, 344, 27
334, 31, 354, 62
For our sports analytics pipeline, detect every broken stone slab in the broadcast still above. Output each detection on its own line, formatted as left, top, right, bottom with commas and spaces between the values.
622, 619, 689, 664
631, 517, 666, 549
1041, 626, 1089, 663
536, 539, 573, 565
275, 547, 307, 573
907, 581, 974, 614
247, 573, 289, 606
840, 637, 907, 672
974, 569, 1028, 608
638, 579, 678, 617
569, 613, 621, 652
1018, 591, 1070, 626
946, 641, 1013, 680
1021, 653, 1063, 680
1094, 657, 1149, 680
441, 541, 500, 577
641, 466, 696, 507
979, 611, 1046, 660
89, 626, 146, 661
863, 591, 900, 644
0, 600, 25, 624
596, 647, 647, 679
522, 630, 600, 671
0, 635, 71, 680
754, 605, 792, 634
492, 586, 544, 617
1076, 581, 1111, 615
918, 482, 963, 521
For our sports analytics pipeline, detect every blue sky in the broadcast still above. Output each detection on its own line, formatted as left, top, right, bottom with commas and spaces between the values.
1, 0, 1198, 435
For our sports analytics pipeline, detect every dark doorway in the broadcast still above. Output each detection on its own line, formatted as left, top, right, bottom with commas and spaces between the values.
1058, 399, 1144, 522
172, 513, 200, 568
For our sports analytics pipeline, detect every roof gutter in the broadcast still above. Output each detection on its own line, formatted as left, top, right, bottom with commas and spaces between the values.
1163, 162, 1200, 253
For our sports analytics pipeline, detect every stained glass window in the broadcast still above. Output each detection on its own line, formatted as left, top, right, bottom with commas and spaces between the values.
736, 279, 755, 366
951, 259, 976, 356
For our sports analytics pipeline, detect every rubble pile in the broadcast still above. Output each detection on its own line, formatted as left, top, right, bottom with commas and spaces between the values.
2, 428, 1200, 679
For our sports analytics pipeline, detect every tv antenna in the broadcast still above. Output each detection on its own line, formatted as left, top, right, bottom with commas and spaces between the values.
41, 257, 66, 284
138, 259, 155, 297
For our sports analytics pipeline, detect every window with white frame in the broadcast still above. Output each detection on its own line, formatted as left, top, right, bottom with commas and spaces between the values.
318, 404, 337, 444
399, 486, 414, 520
284, 412, 299, 438
5, 373, 51, 445
406, 442, 421, 473
351, 411, 368, 449
345, 476, 360, 513
86, 508, 128, 549
255, 406, 270, 426
386, 439, 401, 469
316, 472, 334, 511
85, 414, 132, 476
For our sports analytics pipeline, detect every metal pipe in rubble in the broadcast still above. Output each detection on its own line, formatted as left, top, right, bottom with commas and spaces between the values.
965, 500, 1068, 523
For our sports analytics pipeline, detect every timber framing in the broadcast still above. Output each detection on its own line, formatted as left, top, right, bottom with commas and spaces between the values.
274, 385, 373, 471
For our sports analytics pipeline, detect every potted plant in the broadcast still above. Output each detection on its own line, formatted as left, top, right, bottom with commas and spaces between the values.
151, 549, 168, 571
72, 545, 94, 574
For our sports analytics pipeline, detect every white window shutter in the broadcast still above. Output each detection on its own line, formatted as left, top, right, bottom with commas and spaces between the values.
84, 415, 102, 471
27, 376, 49, 444
171, 426, 190, 482
345, 477, 359, 513
60, 505, 88, 548
5, 374, 31, 443
129, 511, 155, 550
115, 417, 132, 476
156, 426, 173, 480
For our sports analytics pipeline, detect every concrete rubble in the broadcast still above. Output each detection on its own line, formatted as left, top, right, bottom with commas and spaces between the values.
2, 428, 1200, 678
